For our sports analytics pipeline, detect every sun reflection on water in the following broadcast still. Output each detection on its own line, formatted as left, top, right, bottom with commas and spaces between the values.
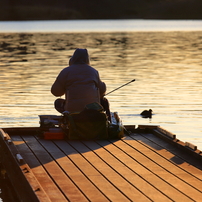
0, 31, 202, 149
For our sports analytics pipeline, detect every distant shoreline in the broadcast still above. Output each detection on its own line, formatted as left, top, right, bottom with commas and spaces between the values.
1, 20, 202, 33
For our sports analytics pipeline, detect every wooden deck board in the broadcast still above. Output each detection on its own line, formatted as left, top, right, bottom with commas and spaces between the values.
37, 137, 109, 202
1, 127, 201, 202
98, 138, 195, 202
21, 135, 89, 202
130, 133, 202, 184
84, 140, 172, 202
122, 134, 202, 201
54, 140, 131, 202
68, 140, 151, 202
138, 132, 202, 175
11, 135, 67, 202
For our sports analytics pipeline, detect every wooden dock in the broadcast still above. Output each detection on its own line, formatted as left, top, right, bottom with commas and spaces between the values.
0, 125, 202, 202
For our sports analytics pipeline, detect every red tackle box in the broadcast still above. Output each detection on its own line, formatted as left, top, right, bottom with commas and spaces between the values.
43, 128, 65, 140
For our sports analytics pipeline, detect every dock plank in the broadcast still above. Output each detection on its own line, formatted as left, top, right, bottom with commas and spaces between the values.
68, 140, 151, 202
21, 135, 89, 202
11, 135, 69, 202
130, 133, 202, 187
1, 127, 201, 202
54, 140, 131, 202
138, 132, 202, 176
84, 140, 172, 202
1, 135, 51, 202
121, 134, 202, 201
97, 139, 195, 202
37, 137, 109, 202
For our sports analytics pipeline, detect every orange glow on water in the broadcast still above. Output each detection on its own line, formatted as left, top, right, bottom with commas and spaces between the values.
0, 31, 202, 149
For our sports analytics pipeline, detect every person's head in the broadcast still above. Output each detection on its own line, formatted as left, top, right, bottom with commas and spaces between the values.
69, 48, 90, 65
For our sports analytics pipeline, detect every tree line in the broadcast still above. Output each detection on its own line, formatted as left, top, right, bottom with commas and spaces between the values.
0, 0, 202, 21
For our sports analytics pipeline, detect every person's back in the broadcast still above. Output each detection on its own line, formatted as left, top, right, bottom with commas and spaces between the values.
51, 48, 106, 113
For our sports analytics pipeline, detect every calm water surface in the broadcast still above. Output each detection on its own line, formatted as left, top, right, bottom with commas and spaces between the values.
0, 30, 202, 150
0, 20, 202, 151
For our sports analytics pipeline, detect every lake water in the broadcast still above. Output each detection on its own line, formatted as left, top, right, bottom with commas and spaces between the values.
0, 19, 202, 201
0, 20, 202, 147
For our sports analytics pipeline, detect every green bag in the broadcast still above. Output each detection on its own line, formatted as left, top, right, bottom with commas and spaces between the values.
108, 124, 124, 139
67, 102, 109, 140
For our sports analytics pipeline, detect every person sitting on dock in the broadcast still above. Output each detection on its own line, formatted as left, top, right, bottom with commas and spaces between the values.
51, 48, 111, 122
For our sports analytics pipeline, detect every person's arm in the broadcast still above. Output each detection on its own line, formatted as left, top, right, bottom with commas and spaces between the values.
97, 72, 106, 98
51, 70, 66, 97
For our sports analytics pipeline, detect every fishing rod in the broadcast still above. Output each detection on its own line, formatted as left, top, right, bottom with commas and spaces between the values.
105, 79, 135, 96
